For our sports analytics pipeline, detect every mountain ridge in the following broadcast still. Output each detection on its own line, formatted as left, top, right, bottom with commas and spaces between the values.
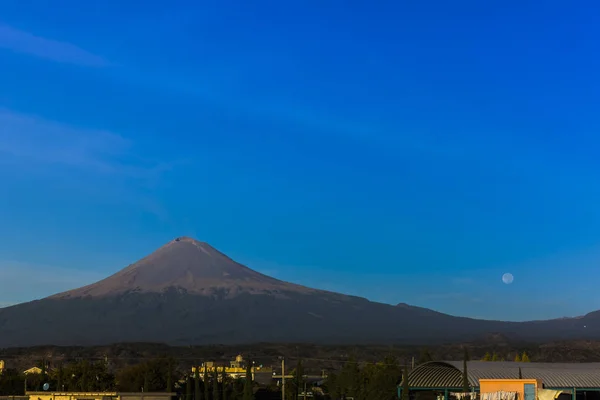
0, 237, 599, 348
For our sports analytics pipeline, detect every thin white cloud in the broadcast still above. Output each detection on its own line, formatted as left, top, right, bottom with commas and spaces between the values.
451, 277, 474, 285
0, 261, 105, 305
0, 108, 180, 219
0, 23, 109, 67
0, 108, 174, 181
0, 108, 129, 170
418, 292, 482, 302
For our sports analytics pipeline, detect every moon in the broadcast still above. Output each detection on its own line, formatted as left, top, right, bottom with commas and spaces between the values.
502, 273, 514, 284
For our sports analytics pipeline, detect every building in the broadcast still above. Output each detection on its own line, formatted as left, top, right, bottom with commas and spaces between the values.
25, 392, 176, 400
190, 354, 271, 380
399, 361, 600, 400
24, 367, 43, 375
230, 355, 244, 369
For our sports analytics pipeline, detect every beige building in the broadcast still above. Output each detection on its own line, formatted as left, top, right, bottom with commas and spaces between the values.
190, 354, 271, 380
24, 367, 43, 375
26, 393, 175, 400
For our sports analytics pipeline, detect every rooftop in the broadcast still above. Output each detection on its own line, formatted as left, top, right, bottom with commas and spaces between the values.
406, 361, 600, 389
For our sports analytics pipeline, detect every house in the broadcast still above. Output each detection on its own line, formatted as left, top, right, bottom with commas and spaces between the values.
24, 367, 43, 375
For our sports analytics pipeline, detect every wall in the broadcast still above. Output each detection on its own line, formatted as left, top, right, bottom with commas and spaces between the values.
480, 379, 543, 400
25, 392, 175, 400
25, 392, 118, 400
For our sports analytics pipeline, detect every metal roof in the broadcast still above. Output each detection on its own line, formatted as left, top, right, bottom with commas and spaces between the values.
406, 361, 600, 389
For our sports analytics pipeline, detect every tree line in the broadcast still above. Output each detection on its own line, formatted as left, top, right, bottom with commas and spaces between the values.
0, 357, 255, 400
1, 351, 532, 400
323, 356, 403, 400
481, 351, 530, 362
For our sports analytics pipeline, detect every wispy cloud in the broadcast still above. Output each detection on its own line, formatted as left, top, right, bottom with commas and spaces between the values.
418, 292, 482, 303
451, 277, 475, 285
0, 23, 109, 67
0, 261, 105, 305
0, 108, 174, 182
0, 108, 180, 219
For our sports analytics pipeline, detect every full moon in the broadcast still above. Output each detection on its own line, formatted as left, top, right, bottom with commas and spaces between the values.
502, 273, 514, 284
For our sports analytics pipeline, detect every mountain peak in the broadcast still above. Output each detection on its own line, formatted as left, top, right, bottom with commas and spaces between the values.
172, 236, 206, 244
51, 237, 314, 299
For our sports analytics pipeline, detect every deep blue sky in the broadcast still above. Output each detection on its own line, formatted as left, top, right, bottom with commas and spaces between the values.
1, 0, 599, 321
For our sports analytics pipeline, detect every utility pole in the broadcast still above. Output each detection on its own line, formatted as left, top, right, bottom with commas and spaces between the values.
281, 358, 286, 400
303, 381, 307, 400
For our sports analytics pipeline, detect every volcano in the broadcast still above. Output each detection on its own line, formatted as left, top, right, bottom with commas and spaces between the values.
0, 237, 599, 347
53, 237, 317, 299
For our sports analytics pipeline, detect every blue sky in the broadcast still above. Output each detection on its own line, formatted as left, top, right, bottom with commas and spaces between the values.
1, 0, 599, 321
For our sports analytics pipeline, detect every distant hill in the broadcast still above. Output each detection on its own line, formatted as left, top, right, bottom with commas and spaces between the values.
0, 237, 599, 347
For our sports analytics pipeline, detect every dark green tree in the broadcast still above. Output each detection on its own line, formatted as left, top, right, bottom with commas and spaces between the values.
116, 358, 170, 392
0, 368, 26, 395
40, 359, 48, 385
204, 367, 210, 400
56, 363, 64, 391
221, 367, 228, 400
186, 376, 193, 400
462, 357, 469, 393
230, 377, 244, 400
401, 365, 410, 400
417, 348, 433, 365
166, 360, 173, 394
336, 357, 360, 400
81, 360, 88, 391
243, 363, 253, 400
25, 372, 43, 391
213, 368, 220, 400
293, 360, 304, 400
144, 370, 149, 393
195, 366, 201, 400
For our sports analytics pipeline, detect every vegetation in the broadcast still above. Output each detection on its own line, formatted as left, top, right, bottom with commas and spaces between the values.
462, 356, 469, 392
401, 365, 409, 400
221, 367, 228, 400
194, 365, 201, 400
213, 368, 220, 400
243, 363, 253, 400
0, 342, 582, 400
326, 356, 402, 400
203, 367, 210, 400
0, 368, 25, 395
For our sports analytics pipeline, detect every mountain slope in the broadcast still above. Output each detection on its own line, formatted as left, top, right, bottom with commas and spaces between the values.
52, 237, 318, 299
0, 237, 598, 348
